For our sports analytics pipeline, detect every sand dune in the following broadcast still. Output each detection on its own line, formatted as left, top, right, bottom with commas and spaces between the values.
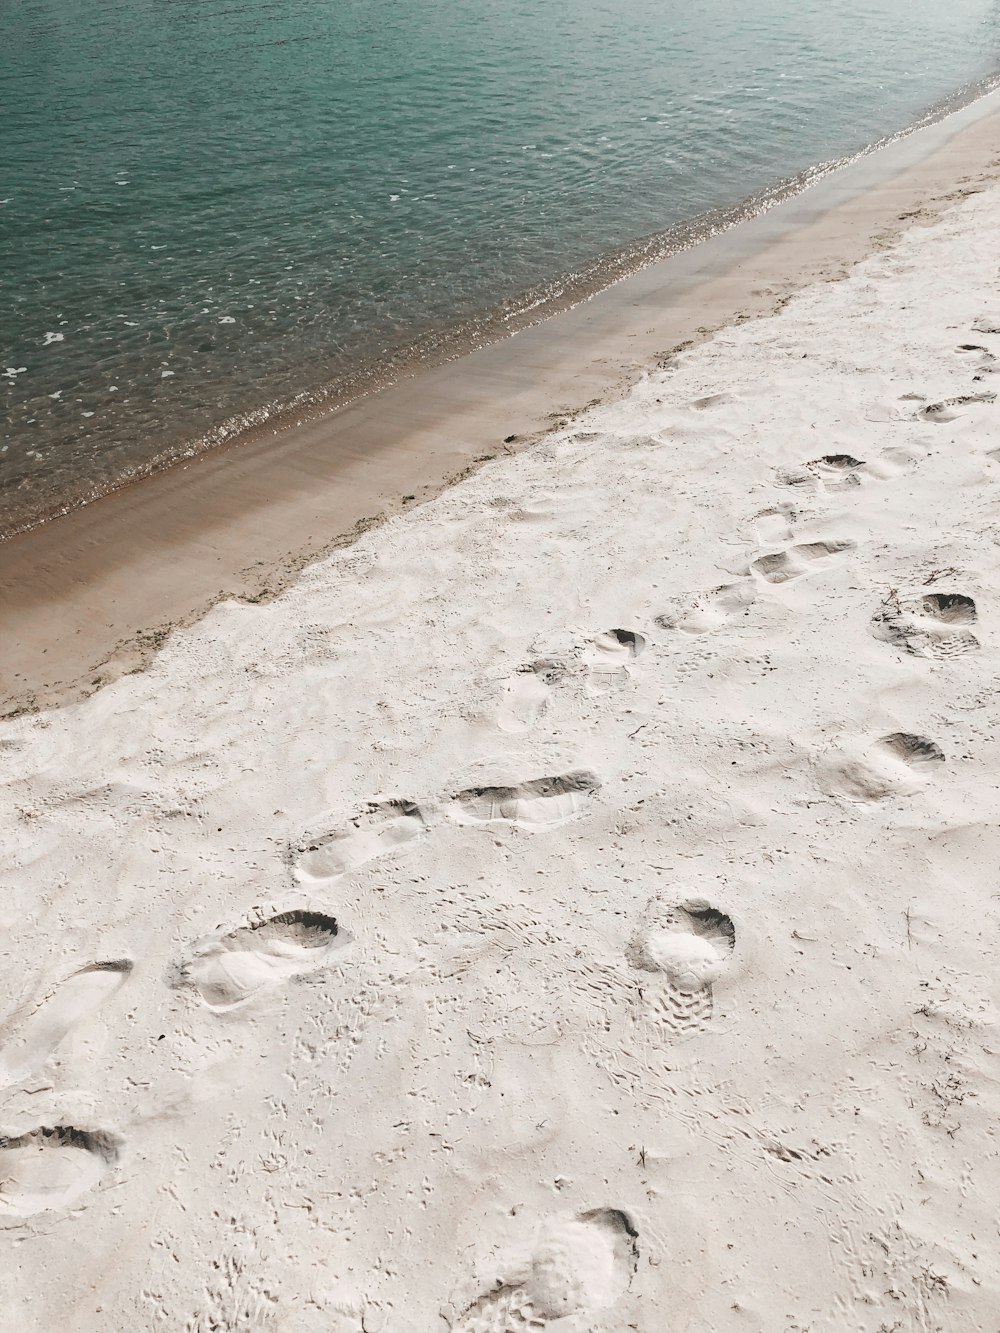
2, 167, 1000, 1329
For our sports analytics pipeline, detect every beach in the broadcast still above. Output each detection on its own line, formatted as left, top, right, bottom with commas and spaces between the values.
3, 89, 1000, 717
2, 93, 1000, 1331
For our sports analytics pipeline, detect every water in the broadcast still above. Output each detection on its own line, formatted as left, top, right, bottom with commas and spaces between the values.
2, 0, 999, 535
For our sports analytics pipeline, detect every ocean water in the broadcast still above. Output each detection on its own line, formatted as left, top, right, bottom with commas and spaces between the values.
1, 0, 999, 535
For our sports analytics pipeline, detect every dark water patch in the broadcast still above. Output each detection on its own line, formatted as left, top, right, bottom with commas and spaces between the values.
2, 0, 999, 534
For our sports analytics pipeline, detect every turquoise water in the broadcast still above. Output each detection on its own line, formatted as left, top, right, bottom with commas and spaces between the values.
1, 0, 999, 533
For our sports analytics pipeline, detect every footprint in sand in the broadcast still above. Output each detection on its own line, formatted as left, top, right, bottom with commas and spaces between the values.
972, 314, 1000, 336
656, 580, 756, 635
871, 592, 979, 658
293, 799, 427, 883
449, 771, 600, 828
750, 539, 855, 585
751, 502, 800, 544
917, 391, 995, 423
0, 1126, 120, 1219
776, 454, 867, 492
452, 1208, 637, 1332
585, 629, 645, 694
689, 391, 734, 411
815, 732, 945, 801
181, 910, 349, 1012
778, 449, 922, 491
0, 960, 132, 1091
496, 660, 568, 734
956, 343, 998, 381
629, 900, 736, 1037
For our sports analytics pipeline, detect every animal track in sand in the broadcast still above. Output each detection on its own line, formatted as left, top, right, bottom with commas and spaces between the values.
496, 660, 567, 734
629, 900, 736, 1036
815, 732, 946, 801
0, 959, 132, 1091
872, 592, 979, 658
585, 628, 646, 694
452, 1208, 638, 1332
751, 539, 856, 585
449, 771, 600, 828
0, 1126, 120, 1219
655, 580, 756, 634
182, 910, 349, 1011
293, 799, 427, 882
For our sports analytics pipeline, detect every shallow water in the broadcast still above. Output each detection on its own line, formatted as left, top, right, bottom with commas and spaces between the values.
1, 0, 999, 533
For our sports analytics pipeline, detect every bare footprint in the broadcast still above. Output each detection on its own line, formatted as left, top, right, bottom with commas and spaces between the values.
751, 539, 855, 584
872, 592, 979, 658
585, 629, 645, 694
629, 900, 735, 1037
0, 1126, 120, 1219
918, 391, 995, 423
181, 910, 349, 1012
496, 660, 566, 734
293, 799, 427, 883
656, 580, 756, 634
815, 732, 945, 801
0, 960, 132, 1091
449, 772, 600, 828
452, 1209, 637, 1332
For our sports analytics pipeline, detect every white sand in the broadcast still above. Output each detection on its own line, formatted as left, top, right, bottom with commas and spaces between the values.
2, 177, 1000, 1331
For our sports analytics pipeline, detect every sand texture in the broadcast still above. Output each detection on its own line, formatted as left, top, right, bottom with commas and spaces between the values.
2, 177, 1000, 1330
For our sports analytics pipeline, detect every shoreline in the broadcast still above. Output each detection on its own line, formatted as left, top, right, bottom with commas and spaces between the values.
10, 69, 995, 546
3, 84, 1000, 714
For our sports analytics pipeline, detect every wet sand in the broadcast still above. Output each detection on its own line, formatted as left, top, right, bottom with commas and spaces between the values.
3, 87, 1000, 714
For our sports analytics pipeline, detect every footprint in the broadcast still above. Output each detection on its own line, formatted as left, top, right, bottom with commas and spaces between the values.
751, 502, 799, 544
453, 1209, 638, 1332
656, 580, 756, 635
809, 454, 867, 490
956, 342, 997, 372
629, 900, 735, 1036
585, 629, 645, 694
867, 445, 924, 479
809, 452, 865, 473
0, 960, 132, 1091
776, 454, 866, 492
918, 391, 995, 422
293, 799, 426, 883
815, 732, 945, 801
181, 910, 349, 1012
689, 392, 733, 410
507, 493, 577, 524
449, 772, 600, 828
871, 592, 979, 658
751, 539, 855, 584
0, 1126, 120, 1219
972, 314, 1000, 336
496, 660, 567, 734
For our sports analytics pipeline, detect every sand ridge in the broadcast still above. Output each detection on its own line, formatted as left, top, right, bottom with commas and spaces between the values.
1, 175, 1000, 1328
